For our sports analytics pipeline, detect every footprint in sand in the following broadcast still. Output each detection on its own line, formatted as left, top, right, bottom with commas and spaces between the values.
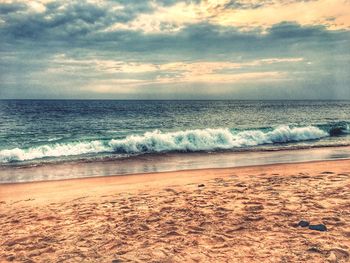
337, 173, 349, 177
162, 231, 182, 237
244, 204, 264, 212
225, 225, 245, 233
328, 248, 350, 262
235, 183, 247, 188
323, 218, 345, 227
164, 188, 179, 195
242, 214, 264, 221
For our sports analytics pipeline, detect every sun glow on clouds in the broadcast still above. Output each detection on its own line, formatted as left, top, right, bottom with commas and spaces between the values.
216, 0, 350, 31
52, 54, 304, 74
50, 54, 304, 92
4, 0, 349, 33
105, 0, 350, 33
1, 0, 349, 99
84, 71, 286, 94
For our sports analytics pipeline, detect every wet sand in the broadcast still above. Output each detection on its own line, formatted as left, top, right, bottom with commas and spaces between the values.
2, 146, 350, 183
1, 159, 350, 262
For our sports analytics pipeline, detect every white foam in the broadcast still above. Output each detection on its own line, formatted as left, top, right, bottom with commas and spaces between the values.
109, 125, 328, 153
0, 141, 109, 163
0, 125, 328, 163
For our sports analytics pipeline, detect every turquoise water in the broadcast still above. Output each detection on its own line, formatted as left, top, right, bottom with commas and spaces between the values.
0, 100, 349, 166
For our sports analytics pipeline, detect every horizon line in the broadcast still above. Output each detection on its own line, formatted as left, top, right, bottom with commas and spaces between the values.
1, 99, 350, 102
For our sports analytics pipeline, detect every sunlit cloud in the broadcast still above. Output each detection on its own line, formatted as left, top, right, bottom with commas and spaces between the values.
48, 54, 303, 93
0, 0, 349, 99
51, 54, 304, 74
215, 0, 350, 31
155, 71, 286, 85
105, 0, 350, 33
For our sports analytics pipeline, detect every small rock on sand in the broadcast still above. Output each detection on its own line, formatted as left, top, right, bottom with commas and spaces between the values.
298, 220, 310, 227
308, 224, 327, 232
198, 184, 205, 187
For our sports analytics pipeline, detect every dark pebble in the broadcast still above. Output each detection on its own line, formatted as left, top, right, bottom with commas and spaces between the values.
298, 220, 310, 227
309, 224, 327, 232
198, 184, 205, 187
112, 260, 121, 263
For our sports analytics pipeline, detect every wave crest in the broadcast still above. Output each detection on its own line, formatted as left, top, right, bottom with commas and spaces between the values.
0, 141, 108, 163
109, 125, 327, 153
0, 125, 329, 163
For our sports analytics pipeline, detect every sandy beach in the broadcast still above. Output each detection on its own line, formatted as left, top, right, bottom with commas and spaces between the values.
1, 159, 350, 262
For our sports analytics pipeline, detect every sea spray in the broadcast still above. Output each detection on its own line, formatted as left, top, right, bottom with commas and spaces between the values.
0, 141, 109, 163
109, 125, 328, 153
0, 125, 328, 163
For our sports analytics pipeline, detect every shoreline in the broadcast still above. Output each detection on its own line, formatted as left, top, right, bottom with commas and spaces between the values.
1, 159, 349, 262
0, 158, 349, 203
1, 145, 350, 184
1, 157, 350, 185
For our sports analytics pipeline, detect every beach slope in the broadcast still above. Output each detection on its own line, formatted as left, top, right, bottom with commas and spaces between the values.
1, 159, 350, 262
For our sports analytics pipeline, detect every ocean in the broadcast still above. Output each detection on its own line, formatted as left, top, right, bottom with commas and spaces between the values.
1, 100, 349, 167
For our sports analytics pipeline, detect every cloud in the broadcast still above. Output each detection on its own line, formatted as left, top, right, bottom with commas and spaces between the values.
103, 0, 350, 34
0, 0, 349, 99
213, 0, 350, 31
80, 70, 286, 96
0, 0, 153, 41
47, 54, 305, 85
1, 0, 349, 44
50, 54, 304, 73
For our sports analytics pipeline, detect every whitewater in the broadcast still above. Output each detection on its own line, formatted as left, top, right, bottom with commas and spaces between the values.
1, 100, 349, 166
0, 125, 336, 163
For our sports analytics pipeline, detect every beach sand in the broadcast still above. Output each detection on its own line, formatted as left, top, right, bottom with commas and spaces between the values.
0, 159, 350, 262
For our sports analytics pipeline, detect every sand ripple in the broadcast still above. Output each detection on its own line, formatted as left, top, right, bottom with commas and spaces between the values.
1, 161, 350, 262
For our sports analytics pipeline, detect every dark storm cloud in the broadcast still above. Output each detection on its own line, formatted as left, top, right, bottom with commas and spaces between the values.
0, 0, 155, 43
0, 2, 26, 14
1, 1, 348, 57
90, 22, 349, 61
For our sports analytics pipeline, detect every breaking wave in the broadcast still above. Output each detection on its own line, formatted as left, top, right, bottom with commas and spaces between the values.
0, 124, 335, 163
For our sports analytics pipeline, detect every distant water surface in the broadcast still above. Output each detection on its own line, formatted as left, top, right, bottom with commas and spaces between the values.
0, 100, 349, 166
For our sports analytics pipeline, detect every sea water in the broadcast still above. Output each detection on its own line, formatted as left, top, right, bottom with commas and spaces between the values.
0, 100, 349, 166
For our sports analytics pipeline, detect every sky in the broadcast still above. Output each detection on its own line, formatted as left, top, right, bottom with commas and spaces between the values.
0, 0, 349, 99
